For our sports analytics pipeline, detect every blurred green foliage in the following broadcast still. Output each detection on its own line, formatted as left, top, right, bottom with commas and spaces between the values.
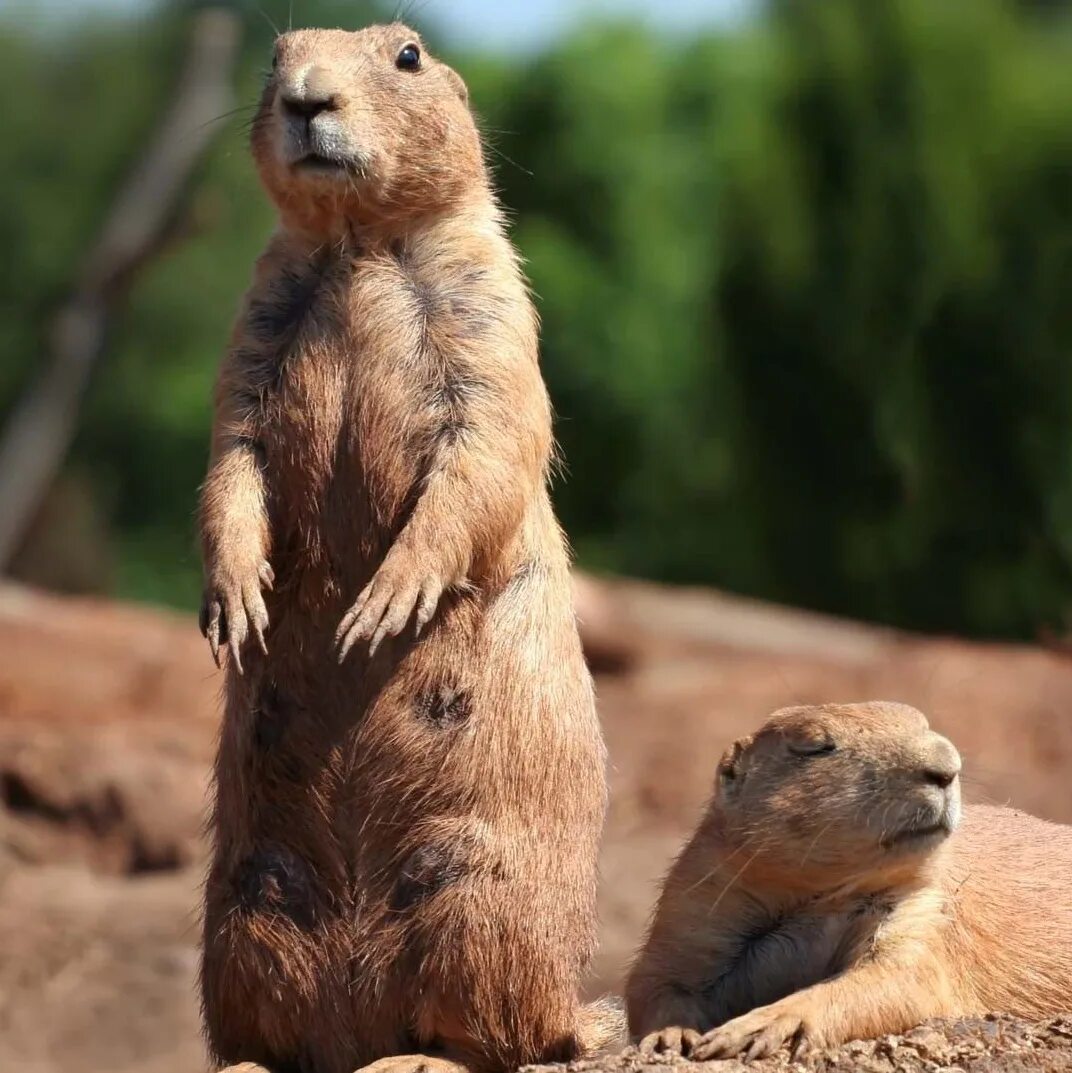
2, 0, 1071, 638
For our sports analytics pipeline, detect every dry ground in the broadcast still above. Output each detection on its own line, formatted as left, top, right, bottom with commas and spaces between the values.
1, 576, 1071, 1072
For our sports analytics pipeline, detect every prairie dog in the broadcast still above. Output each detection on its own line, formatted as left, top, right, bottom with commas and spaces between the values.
198, 23, 616, 1073
626, 702, 1072, 1061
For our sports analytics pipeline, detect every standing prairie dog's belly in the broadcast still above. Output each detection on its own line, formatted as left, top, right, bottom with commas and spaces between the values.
197, 22, 615, 1073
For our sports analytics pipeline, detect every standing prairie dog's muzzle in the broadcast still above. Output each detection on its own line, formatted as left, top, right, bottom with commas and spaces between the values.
279, 64, 342, 119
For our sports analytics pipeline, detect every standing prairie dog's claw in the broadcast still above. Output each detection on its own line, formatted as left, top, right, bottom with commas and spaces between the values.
200, 558, 273, 672
200, 594, 224, 667
244, 581, 270, 656
227, 603, 247, 675
414, 578, 444, 636
336, 560, 445, 661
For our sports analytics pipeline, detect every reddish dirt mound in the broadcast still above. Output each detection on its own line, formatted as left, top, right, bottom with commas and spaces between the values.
1, 578, 1071, 1073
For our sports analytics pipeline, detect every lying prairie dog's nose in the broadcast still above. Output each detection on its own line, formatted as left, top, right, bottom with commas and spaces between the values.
920, 734, 961, 789
281, 65, 340, 119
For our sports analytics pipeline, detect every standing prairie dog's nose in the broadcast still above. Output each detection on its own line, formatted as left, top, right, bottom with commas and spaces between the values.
919, 733, 961, 789
280, 65, 340, 119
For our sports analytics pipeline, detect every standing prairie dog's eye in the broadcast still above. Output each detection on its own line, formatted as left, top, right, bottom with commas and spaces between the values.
396, 43, 421, 71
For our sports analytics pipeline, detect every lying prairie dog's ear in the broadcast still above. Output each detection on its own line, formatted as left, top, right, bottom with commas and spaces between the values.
717, 735, 753, 788
444, 65, 469, 105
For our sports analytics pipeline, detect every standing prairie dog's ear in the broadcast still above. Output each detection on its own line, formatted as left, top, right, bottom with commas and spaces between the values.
444, 66, 469, 105
717, 735, 753, 790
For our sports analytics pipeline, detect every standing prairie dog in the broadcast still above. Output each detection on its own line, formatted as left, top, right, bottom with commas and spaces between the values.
626, 702, 1072, 1061
198, 23, 617, 1073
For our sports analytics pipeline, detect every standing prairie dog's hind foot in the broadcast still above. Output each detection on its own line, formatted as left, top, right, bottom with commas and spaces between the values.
352, 1055, 470, 1073
636, 1026, 704, 1058
216, 1065, 274, 1073
578, 995, 629, 1056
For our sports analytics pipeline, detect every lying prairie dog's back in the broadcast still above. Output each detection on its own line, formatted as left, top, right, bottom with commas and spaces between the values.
943, 803, 1072, 1018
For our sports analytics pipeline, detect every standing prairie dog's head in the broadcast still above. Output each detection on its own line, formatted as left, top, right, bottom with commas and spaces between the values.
714, 702, 962, 889
251, 23, 484, 231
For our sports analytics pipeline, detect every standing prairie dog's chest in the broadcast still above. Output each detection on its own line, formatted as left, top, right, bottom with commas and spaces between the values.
241, 240, 486, 537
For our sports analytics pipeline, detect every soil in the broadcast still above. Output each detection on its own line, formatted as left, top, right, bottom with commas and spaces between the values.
529, 1017, 1072, 1072
1, 576, 1070, 1073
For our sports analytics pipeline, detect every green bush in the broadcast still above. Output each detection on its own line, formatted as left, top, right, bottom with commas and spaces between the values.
483, 0, 1072, 637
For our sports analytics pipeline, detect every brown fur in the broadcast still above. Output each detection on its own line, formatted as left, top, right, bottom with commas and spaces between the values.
197, 24, 618, 1073
625, 701, 1072, 1061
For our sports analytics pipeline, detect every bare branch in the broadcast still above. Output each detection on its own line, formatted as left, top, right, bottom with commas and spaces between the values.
0, 7, 242, 570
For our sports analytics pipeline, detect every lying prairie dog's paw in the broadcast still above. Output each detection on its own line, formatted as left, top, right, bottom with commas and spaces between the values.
690, 1002, 812, 1062
636, 1025, 704, 1058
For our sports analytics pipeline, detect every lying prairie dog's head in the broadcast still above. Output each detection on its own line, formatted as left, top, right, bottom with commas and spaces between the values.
714, 702, 962, 890
252, 23, 484, 230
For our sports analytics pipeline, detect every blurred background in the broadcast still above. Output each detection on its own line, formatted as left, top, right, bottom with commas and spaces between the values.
4, 0, 1072, 639
2, 2, 1072, 1072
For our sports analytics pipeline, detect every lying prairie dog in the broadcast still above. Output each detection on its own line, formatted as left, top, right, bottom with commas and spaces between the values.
626, 701, 1072, 1061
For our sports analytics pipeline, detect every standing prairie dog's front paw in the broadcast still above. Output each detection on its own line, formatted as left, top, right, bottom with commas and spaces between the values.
200, 555, 274, 673
335, 543, 448, 661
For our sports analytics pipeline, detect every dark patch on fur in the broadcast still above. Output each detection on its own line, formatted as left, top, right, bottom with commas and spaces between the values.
699, 911, 793, 1006
231, 435, 267, 470
391, 244, 501, 453
390, 843, 469, 911
242, 250, 333, 398
234, 845, 317, 928
411, 278, 442, 322
434, 368, 479, 448
850, 893, 894, 920
393, 244, 447, 347
448, 268, 504, 342
248, 262, 325, 343
231, 347, 267, 417
416, 683, 473, 729
698, 905, 849, 1023
254, 681, 293, 751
